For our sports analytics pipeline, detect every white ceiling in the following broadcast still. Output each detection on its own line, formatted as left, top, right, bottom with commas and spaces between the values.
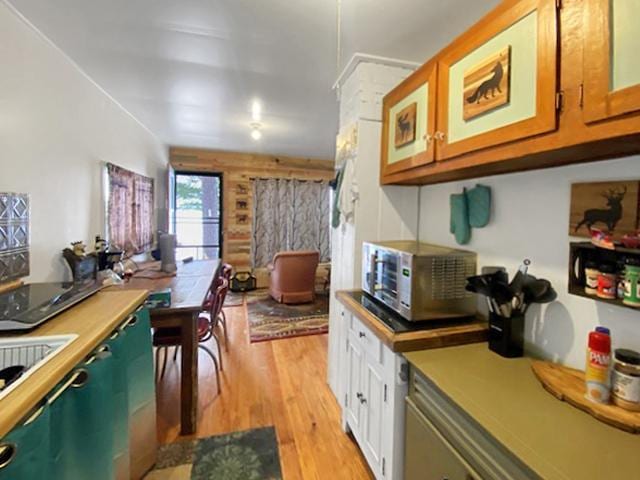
7, 0, 499, 159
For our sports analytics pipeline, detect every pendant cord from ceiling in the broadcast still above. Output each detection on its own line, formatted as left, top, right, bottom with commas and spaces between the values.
336, 0, 342, 77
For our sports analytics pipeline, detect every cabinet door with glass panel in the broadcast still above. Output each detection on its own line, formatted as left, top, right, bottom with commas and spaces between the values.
435, 0, 558, 161
380, 60, 437, 180
583, 0, 640, 123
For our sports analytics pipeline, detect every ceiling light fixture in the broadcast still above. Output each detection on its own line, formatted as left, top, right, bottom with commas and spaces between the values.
250, 122, 262, 140
251, 100, 262, 122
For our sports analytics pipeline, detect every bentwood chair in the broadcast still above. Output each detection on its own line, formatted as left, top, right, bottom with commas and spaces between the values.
153, 278, 228, 394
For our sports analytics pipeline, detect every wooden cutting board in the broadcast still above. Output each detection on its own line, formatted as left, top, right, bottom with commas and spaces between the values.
531, 360, 640, 434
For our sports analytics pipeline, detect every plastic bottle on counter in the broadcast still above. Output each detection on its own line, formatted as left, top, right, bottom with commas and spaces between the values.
585, 328, 611, 403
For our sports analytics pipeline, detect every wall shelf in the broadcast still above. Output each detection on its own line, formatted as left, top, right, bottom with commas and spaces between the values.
568, 242, 640, 312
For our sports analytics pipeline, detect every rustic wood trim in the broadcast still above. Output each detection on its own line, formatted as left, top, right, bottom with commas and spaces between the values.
336, 290, 488, 353
380, 60, 438, 181
436, 0, 558, 161
583, 0, 640, 123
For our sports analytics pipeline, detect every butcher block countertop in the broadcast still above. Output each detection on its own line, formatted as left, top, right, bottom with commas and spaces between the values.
0, 289, 148, 438
405, 344, 640, 480
336, 290, 488, 352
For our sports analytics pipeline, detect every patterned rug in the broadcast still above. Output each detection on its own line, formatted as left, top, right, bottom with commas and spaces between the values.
247, 289, 329, 343
146, 427, 282, 480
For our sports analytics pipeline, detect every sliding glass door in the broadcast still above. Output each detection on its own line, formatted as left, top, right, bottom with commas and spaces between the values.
173, 172, 222, 260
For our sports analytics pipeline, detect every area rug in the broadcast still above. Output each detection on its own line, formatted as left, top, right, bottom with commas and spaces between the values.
247, 289, 329, 343
224, 290, 245, 307
146, 427, 282, 480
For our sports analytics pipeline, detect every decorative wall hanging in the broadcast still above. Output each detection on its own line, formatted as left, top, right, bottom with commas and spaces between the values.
450, 184, 492, 245
236, 199, 248, 211
570, 180, 639, 240
394, 102, 417, 147
463, 46, 511, 121
0, 193, 30, 283
235, 183, 249, 195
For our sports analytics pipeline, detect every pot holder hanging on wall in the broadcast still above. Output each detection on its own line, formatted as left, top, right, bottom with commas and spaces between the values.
450, 189, 471, 245
467, 184, 492, 228
450, 184, 492, 245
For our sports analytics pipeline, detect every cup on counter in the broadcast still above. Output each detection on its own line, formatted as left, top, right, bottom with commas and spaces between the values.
597, 263, 617, 300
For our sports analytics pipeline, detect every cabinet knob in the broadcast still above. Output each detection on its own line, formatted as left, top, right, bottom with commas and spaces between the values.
356, 392, 362, 399
359, 331, 366, 338
360, 396, 367, 405
434, 131, 446, 142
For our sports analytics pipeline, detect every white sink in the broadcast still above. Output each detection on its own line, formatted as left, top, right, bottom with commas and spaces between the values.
0, 334, 78, 401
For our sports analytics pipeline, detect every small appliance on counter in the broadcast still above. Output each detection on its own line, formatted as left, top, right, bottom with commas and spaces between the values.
0, 280, 102, 331
362, 241, 477, 321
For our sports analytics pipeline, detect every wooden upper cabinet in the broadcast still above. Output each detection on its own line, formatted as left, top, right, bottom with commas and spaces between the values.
435, 0, 559, 161
380, 60, 437, 179
583, 0, 640, 123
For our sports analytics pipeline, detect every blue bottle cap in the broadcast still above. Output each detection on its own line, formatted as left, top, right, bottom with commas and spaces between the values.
595, 326, 610, 335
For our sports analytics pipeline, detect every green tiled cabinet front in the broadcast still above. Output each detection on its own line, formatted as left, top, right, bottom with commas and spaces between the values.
0, 306, 156, 480
583, 0, 640, 123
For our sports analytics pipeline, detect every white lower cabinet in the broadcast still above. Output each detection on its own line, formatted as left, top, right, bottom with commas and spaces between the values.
341, 310, 408, 480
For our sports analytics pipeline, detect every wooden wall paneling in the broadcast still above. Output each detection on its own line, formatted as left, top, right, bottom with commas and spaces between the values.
170, 148, 334, 270
380, 0, 640, 186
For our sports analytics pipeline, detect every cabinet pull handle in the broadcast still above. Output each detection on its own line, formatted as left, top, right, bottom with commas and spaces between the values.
119, 313, 137, 330
47, 368, 90, 406
359, 331, 366, 338
360, 396, 367, 405
0, 443, 16, 470
356, 392, 362, 399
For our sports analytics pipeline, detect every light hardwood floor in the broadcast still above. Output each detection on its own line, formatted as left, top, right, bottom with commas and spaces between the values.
155, 299, 374, 480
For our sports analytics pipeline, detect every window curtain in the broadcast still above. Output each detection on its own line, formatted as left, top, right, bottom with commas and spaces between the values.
251, 178, 331, 268
106, 163, 154, 254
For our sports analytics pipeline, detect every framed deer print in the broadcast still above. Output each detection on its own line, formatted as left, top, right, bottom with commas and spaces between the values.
380, 58, 438, 182
394, 103, 417, 147
570, 180, 639, 239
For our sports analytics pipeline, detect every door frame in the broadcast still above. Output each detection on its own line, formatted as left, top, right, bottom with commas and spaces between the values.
172, 170, 224, 259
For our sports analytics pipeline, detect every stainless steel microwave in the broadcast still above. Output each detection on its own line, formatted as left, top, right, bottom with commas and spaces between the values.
362, 241, 477, 321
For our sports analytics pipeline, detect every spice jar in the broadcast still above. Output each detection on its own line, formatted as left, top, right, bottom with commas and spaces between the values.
612, 348, 640, 411
623, 258, 640, 307
584, 261, 599, 296
597, 263, 617, 300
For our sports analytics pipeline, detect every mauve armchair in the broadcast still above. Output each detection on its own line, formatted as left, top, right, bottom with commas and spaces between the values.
268, 250, 320, 304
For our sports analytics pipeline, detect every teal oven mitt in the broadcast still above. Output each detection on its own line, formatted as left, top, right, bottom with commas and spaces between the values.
466, 184, 492, 228
450, 189, 471, 245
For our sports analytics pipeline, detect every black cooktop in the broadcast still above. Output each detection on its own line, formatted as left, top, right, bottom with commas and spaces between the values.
345, 290, 475, 333
0, 281, 102, 331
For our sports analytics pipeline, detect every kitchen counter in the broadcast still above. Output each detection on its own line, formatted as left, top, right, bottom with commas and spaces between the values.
336, 290, 488, 352
0, 289, 148, 438
404, 344, 640, 480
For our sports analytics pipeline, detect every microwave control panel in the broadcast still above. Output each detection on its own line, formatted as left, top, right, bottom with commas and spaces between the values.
398, 252, 412, 311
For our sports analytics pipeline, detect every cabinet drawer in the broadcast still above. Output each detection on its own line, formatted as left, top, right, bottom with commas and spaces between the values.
409, 368, 539, 480
349, 315, 382, 365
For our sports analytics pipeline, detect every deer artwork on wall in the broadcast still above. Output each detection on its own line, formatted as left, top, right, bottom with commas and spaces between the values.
574, 186, 628, 233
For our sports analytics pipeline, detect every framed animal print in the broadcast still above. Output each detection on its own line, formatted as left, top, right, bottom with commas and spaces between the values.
463, 46, 511, 121
394, 102, 417, 148
380, 58, 437, 181
570, 180, 639, 239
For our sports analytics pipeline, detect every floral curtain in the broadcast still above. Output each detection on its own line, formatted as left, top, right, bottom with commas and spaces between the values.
107, 163, 154, 254
251, 178, 331, 268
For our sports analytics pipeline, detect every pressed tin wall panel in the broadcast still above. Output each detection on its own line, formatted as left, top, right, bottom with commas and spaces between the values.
0, 193, 30, 282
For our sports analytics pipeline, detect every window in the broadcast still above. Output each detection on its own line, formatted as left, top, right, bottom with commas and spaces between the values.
106, 163, 154, 254
173, 172, 222, 260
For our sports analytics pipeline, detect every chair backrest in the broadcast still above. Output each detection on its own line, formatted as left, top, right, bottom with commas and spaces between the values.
271, 251, 320, 291
206, 277, 229, 318
221, 263, 233, 282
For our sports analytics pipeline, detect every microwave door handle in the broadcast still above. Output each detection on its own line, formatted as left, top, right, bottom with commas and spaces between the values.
369, 253, 377, 293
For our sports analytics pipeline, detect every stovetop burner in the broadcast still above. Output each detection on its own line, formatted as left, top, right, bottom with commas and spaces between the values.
345, 290, 475, 333
0, 281, 102, 331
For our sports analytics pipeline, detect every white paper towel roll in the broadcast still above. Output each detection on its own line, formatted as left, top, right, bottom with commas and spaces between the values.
159, 233, 177, 273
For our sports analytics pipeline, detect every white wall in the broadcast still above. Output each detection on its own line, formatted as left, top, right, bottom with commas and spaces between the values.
418, 156, 640, 369
0, 2, 168, 282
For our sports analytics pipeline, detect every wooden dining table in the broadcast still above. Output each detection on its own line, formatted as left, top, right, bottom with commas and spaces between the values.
109, 259, 220, 435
